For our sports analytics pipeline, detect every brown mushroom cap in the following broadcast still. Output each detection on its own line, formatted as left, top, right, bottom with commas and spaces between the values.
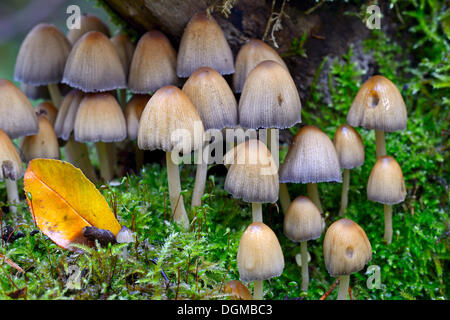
177, 12, 234, 77
182, 67, 238, 131
20, 115, 60, 162
284, 196, 323, 242
239, 60, 301, 129
0, 79, 39, 139
224, 280, 253, 300
279, 125, 342, 184
347, 75, 407, 132
74, 93, 127, 143
35, 102, 58, 126
367, 155, 406, 205
237, 222, 284, 282
0, 129, 22, 181
14, 23, 71, 86
67, 14, 110, 45
323, 218, 372, 277
233, 39, 287, 93
137, 86, 204, 153
54, 89, 84, 140
224, 140, 279, 203
333, 124, 365, 169
111, 34, 136, 77
128, 31, 178, 94
125, 94, 150, 140
62, 31, 126, 92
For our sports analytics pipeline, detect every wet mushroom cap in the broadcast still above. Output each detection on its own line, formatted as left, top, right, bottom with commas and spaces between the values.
125, 94, 150, 140
224, 140, 279, 203
0, 129, 22, 181
177, 12, 234, 77
284, 196, 323, 242
323, 218, 372, 277
239, 60, 302, 129
237, 222, 284, 282
233, 39, 287, 93
367, 155, 406, 205
137, 85, 204, 153
182, 67, 238, 131
14, 23, 71, 86
0, 79, 39, 139
74, 93, 127, 143
279, 125, 342, 184
67, 14, 110, 44
111, 34, 136, 77
333, 124, 365, 169
54, 89, 84, 140
128, 31, 178, 94
35, 102, 58, 126
347, 75, 407, 132
62, 31, 126, 92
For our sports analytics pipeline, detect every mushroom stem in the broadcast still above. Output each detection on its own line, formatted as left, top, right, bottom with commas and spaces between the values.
166, 151, 189, 230
96, 142, 114, 182
375, 130, 386, 158
337, 275, 350, 300
279, 183, 291, 214
192, 144, 209, 207
65, 136, 97, 183
135, 144, 144, 172
5, 179, 19, 214
47, 83, 62, 109
106, 142, 118, 177
338, 169, 350, 217
253, 280, 263, 300
307, 183, 323, 213
300, 241, 309, 291
252, 203, 263, 222
384, 204, 393, 244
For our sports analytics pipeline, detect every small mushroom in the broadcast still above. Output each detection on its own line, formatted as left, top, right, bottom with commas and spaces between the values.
323, 218, 372, 300
367, 155, 406, 243
67, 14, 110, 45
116, 226, 135, 260
35, 102, 58, 126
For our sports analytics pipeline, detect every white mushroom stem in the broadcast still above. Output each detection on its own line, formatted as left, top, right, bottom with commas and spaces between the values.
6, 179, 19, 214
375, 130, 386, 158
337, 275, 350, 300
339, 169, 350, 217
252, 203, 263, 223
279, 183, 291, 214
166, 151, 189, 230
65, 137, 97, 183
47, 83, 62, 109
96, 142, 114, 182
300, 241, 309, 291
192, 144, 209, 208
307, 183, 323, 213
253, 280, 263, 300
384, 204, 393, 244
106, 142, 118, 177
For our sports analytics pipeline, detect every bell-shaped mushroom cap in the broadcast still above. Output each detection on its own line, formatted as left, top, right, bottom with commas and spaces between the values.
125, 94, 150, 140
21, 83, 50, 100
323, 218, 372, 277
67, 14, 110, 45
224, 140, 279, 203
347, 75, 407, 132
62, 31, 126, 92
111, 34, 135, 77
224, 280, 253, 300
54, 90, 84, 140
128, 31, 178, 94
233, 39, 287, 93
0, 129, 22, 181
177, 12, 234, 78
20, 115, 60, 162
74, 93, 126, 143
237, 222, 284, 282
333, 124, 365, 169
279, 125, 342, 183
116, 226, 135, 244
239, 60, 301, 129
14, 23, 71, 86
182, 67, 238, 131
137, 86, 204, 153
367, 155, 406, 205
283, 196, 323, 242
0, 79, 39, 139
35, 102, 58, 126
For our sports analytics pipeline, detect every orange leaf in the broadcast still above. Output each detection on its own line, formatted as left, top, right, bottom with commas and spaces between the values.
23, 159, 121, 250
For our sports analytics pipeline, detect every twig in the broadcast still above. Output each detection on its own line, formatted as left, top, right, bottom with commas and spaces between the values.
319, 278, 339, 300
0, 254, 25, 274
305, 0, 326, 15
348, 285, 354, 300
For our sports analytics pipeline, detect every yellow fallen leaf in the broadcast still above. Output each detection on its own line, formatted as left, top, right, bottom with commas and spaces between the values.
23, 159, 121, 250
